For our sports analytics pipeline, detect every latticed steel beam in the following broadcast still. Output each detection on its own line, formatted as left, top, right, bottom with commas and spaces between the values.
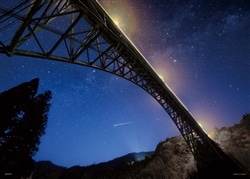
0, 0, 225, 167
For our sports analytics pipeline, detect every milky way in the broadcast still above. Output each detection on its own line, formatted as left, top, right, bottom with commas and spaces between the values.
0, 0, 249, 167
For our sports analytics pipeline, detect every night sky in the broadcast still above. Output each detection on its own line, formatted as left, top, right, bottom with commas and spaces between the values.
0, 0, 249, 167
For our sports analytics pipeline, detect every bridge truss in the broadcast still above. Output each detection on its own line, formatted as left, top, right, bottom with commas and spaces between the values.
0, 0, 235, 170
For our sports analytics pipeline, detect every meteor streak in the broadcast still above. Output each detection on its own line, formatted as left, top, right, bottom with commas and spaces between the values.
113, 121, 133, 127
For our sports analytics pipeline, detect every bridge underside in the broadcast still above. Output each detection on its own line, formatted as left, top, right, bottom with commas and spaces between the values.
0, 0, 246, 174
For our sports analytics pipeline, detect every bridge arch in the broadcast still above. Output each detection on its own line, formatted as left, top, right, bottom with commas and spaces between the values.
0, 0, 225, 168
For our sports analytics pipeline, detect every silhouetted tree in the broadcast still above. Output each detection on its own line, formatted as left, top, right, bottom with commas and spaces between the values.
0, 78, 52, 178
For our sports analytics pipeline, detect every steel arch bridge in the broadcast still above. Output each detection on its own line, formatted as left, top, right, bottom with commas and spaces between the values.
0, 0, 245, 174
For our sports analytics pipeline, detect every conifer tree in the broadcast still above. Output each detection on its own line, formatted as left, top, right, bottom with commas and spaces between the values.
0, 78, 52, 178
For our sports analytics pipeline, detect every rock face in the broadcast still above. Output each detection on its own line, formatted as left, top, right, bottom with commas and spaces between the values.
33, 114, 250, 179
136, 136, 196, 179
212, 113, 250, 174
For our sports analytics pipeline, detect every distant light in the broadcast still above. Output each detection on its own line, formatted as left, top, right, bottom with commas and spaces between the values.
159, 75, 164, 81
113, 19, 120, 27
198, 122, 208, 134
208, 130, 216, 139
198, 122, 203, 128
99, 0, 138, 38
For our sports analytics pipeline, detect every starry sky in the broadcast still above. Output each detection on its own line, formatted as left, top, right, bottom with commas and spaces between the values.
0, 0, 249, 167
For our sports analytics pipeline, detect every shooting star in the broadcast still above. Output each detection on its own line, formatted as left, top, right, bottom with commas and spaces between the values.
113, 121, 133, 127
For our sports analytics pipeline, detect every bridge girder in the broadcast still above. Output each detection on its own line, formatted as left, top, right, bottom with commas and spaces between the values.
0, 0, 224, 168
